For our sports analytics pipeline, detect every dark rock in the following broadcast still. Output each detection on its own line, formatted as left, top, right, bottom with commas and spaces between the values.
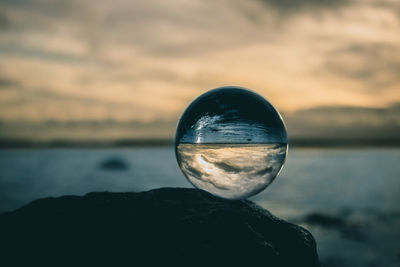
0, 188, 319, 267
98, 157, 129, 170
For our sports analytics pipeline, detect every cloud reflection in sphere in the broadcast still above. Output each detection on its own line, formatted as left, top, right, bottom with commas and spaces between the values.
175, 86, 288, 199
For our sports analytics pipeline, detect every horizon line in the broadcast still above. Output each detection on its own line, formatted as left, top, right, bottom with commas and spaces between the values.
1, 138, 400, 148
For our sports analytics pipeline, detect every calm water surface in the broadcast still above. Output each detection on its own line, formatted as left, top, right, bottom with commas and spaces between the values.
0, 147, 399, 267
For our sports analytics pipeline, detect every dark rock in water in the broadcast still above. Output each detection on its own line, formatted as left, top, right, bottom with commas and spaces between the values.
0, 188, 319, 267
99, 157, 129, 170
303, 212, 365, 242
304, 213, 346, 228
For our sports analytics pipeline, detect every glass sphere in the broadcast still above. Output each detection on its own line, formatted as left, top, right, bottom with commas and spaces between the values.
175, 86, 288, 199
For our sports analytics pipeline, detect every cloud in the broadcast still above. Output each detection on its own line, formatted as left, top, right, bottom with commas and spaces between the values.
0, 85, 157, 122
0, 118, 177, 141
0, 43, 91, 63
1, 103, 399, 142
285, 103, 400, 140
0, 0, 78, 19
323, 43, 400, 89
258, 0, 349, 13
0, 76, 19, 88
0, 9, 10, 29
0, 0, 399, 142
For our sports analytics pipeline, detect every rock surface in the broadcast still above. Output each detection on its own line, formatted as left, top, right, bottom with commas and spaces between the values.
0, 188, 319, 266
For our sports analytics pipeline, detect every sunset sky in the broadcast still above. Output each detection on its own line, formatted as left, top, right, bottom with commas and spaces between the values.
0, 0, 399, 141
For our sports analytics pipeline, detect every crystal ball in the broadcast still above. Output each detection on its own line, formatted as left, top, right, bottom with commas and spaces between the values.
175, 86, 288, 199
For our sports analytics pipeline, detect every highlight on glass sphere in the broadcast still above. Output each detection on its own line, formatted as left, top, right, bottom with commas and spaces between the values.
175, 86, 288, 199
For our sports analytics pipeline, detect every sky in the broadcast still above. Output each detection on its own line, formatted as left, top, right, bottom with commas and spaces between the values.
0, 0, 399, 141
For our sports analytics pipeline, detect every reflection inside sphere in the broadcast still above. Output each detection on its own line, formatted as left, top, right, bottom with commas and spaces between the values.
175, 87, 287, 199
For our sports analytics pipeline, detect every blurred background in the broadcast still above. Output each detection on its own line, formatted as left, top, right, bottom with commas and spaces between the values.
0, 0, 399, 266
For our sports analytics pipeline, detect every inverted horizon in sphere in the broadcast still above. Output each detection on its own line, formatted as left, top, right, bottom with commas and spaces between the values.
175, 86, 288, 199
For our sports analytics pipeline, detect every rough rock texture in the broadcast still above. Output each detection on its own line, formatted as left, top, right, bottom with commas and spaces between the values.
0, 188, 319, 266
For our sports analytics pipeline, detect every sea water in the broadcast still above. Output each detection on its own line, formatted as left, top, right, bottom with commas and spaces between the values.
1, 148, 400, 267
